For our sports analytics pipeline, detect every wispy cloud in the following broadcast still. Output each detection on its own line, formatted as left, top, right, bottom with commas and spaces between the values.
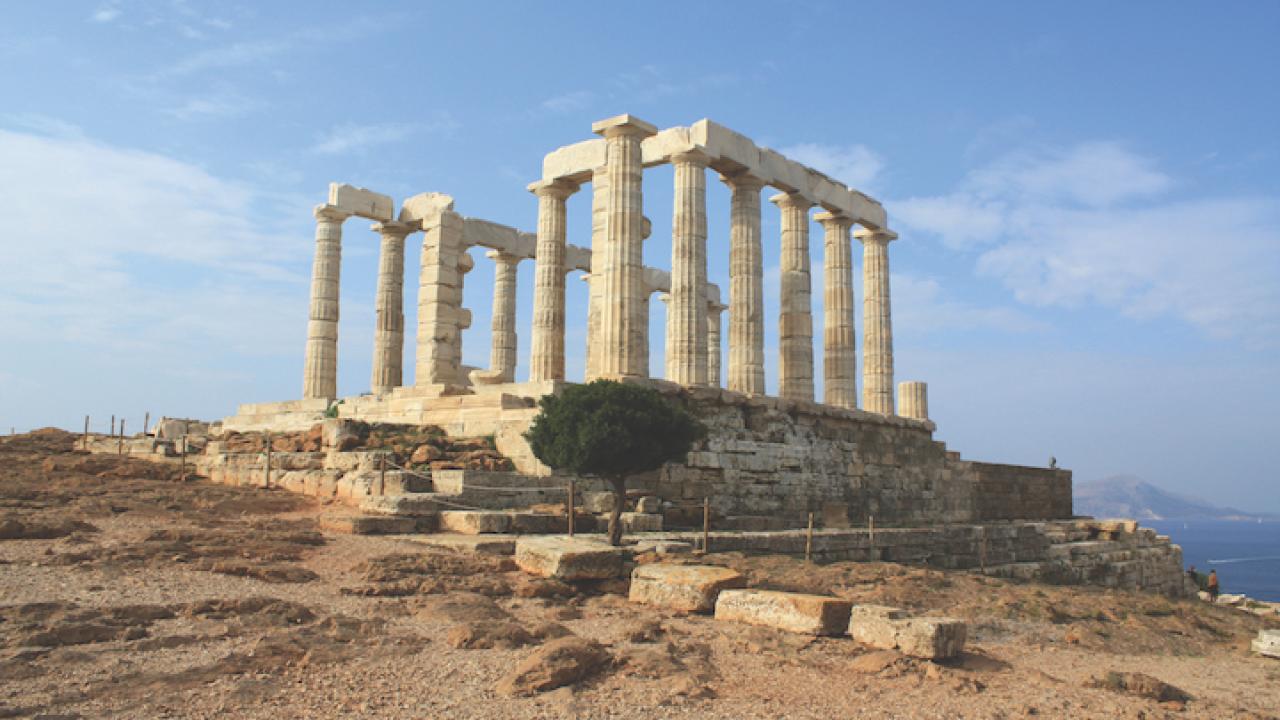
163, 91, 261, 121
540, 90, 595, 115
777, 142, 884, 191
310, 114, 457, 155
90, 5, 121, 23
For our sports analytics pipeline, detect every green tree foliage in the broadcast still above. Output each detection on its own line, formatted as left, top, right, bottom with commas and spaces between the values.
524, 380, 705, 545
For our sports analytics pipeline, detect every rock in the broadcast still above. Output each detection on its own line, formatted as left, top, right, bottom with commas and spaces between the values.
322, 419, 367, 451
623, 619, 664, 643
416, 592, 511, 623
495, 637, 611, 697
636, 496, 662, 514
515, 536, 624, 581
581, 491, 616, 514
1253, 629, 1280, 659
629, 564, 746, 613
848, 606, 967, 660
616, 643, 684, 679
621, 512, 663, 533
850, 649, 906, 674
1089, 671, 1191, 702
439, 511, 512, 535
410, 444, 442, 464
447, 621, 534, 650
714, 589, 852, 636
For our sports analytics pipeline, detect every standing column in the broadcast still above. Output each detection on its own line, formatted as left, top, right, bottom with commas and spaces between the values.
856, 228, 898, 414
303, 205, 349, 399
817, 212, 857, 409
772, 192, 815, 402
898, 381, 928, 421
721, 172, 766, 395
370, 221, 412, 395
592, 114, 657, 379
667, 150, 710, 386
584, 168, 607, 381
485, 251, 520, 383
528, 179, 578, 381
415, 207, 468, 387
706, 294, 726, 387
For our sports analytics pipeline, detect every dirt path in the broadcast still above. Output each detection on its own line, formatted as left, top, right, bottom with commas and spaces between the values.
2, 429, 1277, 719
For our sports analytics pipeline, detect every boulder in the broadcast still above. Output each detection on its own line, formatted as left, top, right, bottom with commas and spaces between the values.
1253, 629, 1280, 659
714, 589, 852, 636
496, 637, 611, 697
410, 444, 443, 464
847, 605, 967, 660
515, 536, 625, 580
629, 564, 746, 613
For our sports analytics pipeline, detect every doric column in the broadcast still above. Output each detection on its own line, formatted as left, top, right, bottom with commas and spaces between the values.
667, 149, 710, 387
721, 172, 766, 396
592, 115, 657, 379
415, 207, 469, 387
303, 205, 349, 399
707, 294, 727, 387
772, 192, 815, 402
528, 179, 578, 381
856, 228, 898, 414
485, 251, 520, 383
817, 212, 857, 409
898, 381, 928, 421
370, 221, 412, 394
584, 167, 607, 380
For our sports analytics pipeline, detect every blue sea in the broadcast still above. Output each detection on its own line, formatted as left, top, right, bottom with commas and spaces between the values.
1147, 519, 1280, 602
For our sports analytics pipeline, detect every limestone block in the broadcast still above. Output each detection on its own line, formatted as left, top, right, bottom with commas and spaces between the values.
542, 138, 606, 182
515, 536, 625, 580
849, 608, 967, 660
714, 589, 852, 636
440, 511, 513, 534
328, 183, 393, 221
629, 564, 746, 613
621, 512, 663, 533
462, 217, 536, 258
636, 496, 662, 514
398, 191, 454, 223
582, 491, 616, 514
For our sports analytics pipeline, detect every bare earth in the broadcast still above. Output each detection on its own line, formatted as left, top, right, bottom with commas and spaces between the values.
2, 429, 1277, 719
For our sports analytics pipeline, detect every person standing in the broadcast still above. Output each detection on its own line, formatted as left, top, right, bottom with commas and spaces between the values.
1207, 569, 1220, 601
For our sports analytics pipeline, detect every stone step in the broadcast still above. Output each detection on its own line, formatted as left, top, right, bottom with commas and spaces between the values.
714, 589, 852, 636
318, 513, 424, 535
404, 533, 518, 556
515, 536, 626, 580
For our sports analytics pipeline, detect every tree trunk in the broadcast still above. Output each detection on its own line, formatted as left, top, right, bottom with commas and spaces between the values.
607, 475, 626, 546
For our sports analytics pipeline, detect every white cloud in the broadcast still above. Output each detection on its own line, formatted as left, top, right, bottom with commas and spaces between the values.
892, 273, 1050, 336
163, 91, 261, 121
777, 143, 883, 191
91, 6, 121, 23
540, 90, 594, 115
311, 115, 456, 155
890, 142, 1280, 346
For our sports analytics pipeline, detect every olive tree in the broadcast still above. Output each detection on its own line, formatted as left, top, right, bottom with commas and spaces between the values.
524, 380, 705, 545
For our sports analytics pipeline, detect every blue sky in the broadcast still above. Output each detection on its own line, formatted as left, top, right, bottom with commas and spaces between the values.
2, 1, 1277, 510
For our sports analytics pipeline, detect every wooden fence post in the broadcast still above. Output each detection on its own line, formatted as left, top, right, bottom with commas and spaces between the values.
143, 412, 150, 435
805, 512, 815, 563
567, 478, 576, 537
264, 432, 272, 488
82, 415, 89, 451
702, 497, 711, 555
117, 419, 125, 455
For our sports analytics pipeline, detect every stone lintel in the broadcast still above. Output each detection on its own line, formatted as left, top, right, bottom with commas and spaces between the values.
462, 217, 535, 258
399, 192, 455, 224
591, 113, 659, 138
328, 183, 394, 222
370, 220, 414, 236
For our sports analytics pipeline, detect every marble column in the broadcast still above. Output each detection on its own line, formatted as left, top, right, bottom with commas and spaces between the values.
898, 381, 928, 421
528, 179, 578, 381
772, 192, 815, 402
722, 172, 766, 396
856, 228, 898, 414
370, 221, 412, 394
707, 295, 726, 387
584, 168, 607, 381
667, 150, 710, 387
303, 205, 349, 399
592, 115, 657, 379
817, 212, 857, 409
485, 251, 520, 383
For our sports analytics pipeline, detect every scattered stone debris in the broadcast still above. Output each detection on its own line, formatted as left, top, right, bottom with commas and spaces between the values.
495, 637, 611, 697
629, 564, 746, 613
1088, 671, 1191, 703
713, 589, 852, 636
1253, 628, 1280, 659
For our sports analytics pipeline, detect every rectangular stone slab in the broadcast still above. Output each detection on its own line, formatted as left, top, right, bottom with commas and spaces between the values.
714, 589, 852, 635
515, 536, 624, 580
629, 564, 746, 613
328, 183, 394, 221
1254, 629, 1280, 659
848, 610, 968, 660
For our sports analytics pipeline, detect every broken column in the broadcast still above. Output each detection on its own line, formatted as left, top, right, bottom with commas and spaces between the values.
772, 192, 815, 402
370, 221, 412, 394
856, 228, 898, 414
592, 114, 657, 380
817, 212, 857, 409
707, 289, 726, 388
411, 195, 470, 388
528, 179, 578, 382
898, 381, 928, 421
302, 205, 349, 399
667, 149, 710, 387
722, 172, 766, 396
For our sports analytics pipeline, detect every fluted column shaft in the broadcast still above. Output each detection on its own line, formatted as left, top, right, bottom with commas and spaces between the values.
898, 381, 928, 420
707, 300, 726, 387
773, 192, 815, 401
722, 173, 766, 395
371, 221, 411, 394
593, 117, 655, 379
818, 212, 857, 408
667, 150, 710, 386
528, 180, 577, 381
584, 170, 607, 380
857, 228, 898, 414
303, 205, 348, 399
487, 251, 520, 382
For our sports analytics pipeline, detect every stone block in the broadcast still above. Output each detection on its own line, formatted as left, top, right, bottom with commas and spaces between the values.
848, 609, 967, 660
439, 511, 512, 534
1254, 629, 1280, 659
621, 512, 662, 533
714, 589, 852, 636
629, 564, 746, 613
515, 536, 625, 580
582, 491, 616, 513
328, 183, 394, 221
636, 496, 662, 514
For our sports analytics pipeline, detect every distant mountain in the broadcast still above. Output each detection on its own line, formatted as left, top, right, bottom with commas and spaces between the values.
1074, 476, 1278, 521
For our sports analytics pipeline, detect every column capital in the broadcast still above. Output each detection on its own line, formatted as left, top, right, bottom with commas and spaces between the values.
371, 220, 414, 237
527, 178, 580, 199
670, 148, 712, 167
484, 249, 522, 265
591, 113, 658, 139
314, 204, 350, 223
720, 170, 766, 192
854, 227, 899, 244
769, 191, 815, 211
814, 211, 855, 230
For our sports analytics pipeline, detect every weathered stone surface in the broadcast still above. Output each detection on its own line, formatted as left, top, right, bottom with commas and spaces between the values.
848, 608, 967, 660
636, 496, 662, 514
629, 564, 746, 613
714, 589, 852, 636
1254, 629, 1280, 659
439, 511, 512, 535
496, 637, 611, 697
621, 512, 663, 533
515, 536, 625, 580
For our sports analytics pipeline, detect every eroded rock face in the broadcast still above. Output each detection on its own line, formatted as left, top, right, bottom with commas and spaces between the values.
713, 589, 852, 636
495, 637, 611, 697
629, 564, 746, 613
515, 537, 624, 581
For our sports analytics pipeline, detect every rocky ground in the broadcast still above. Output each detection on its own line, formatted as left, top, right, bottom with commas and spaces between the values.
2, 429, 1277, 719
